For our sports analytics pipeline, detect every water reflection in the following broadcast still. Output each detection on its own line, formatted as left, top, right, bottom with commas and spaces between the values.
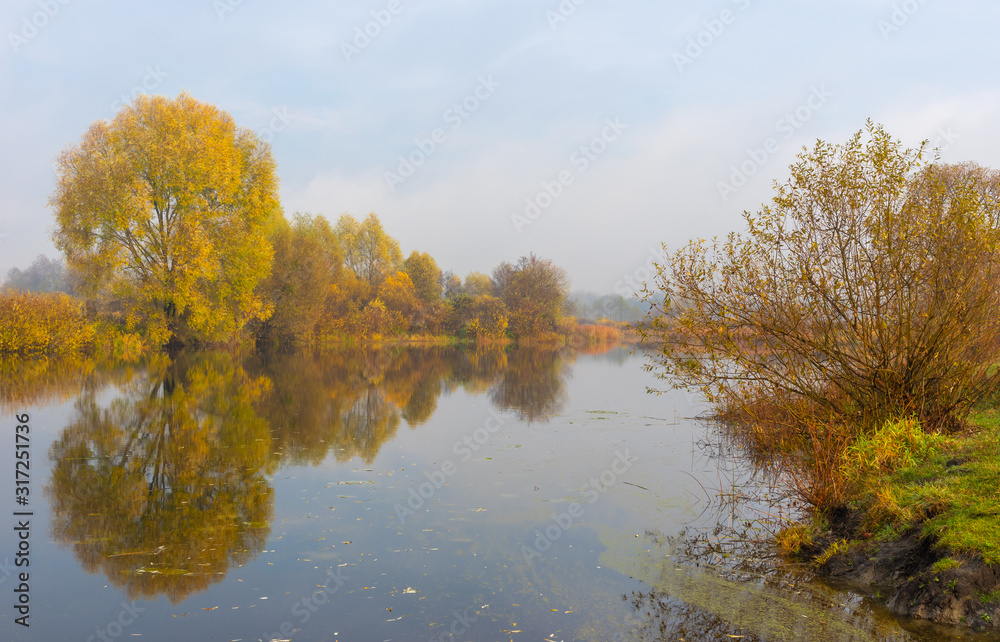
0, 355, 137, 413
47, 353, 275, 603
45, 346, 575, 601
490, 348, 571, 422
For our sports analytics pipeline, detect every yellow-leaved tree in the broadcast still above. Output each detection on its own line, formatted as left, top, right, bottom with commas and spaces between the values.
51, 92, 279, 346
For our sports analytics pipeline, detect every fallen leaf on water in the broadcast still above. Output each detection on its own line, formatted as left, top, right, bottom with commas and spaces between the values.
403, 587, 418, 594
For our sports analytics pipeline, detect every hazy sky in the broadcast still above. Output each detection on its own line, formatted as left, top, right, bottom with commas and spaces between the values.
2, 0, 999, 294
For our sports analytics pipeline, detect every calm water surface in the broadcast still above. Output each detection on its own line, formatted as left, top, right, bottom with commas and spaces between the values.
0, 347, 983, 641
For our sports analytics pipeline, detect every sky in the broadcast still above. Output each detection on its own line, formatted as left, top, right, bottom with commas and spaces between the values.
2, 0, 999, 295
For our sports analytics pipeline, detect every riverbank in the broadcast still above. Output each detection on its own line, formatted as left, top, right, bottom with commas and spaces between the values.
784, 411, 1000, 632
0, 289, 634, 357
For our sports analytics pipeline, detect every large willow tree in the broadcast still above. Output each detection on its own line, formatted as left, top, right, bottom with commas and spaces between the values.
51, 92, 279, 345
641, 122, 1000, 432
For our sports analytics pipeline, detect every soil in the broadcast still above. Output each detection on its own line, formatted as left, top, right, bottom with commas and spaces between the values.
803, 510, 1000, 632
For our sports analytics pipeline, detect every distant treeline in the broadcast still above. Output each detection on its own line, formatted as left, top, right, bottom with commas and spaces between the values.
2, 217, 631, 355
1, 92, 638, 356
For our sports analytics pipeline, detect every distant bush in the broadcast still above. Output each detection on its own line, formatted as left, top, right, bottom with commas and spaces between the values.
0, 290, 95, 355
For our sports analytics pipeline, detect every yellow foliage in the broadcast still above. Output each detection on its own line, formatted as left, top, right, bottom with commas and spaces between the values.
0, 290, 95, 355
51, 92, 279, 346
466, 295, 508, 343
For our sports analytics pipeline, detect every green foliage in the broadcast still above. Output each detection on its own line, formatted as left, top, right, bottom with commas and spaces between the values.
832, 410, 1000, 565
931, 557, 962, 573
842, 417, 944, 483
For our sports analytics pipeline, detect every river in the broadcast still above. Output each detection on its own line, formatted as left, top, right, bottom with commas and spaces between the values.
0, 346, 981, 640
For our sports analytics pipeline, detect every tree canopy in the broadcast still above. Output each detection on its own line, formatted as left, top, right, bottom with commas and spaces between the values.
336, 212, 403, 290
492, 253, 571, 338
51, 92, 279, 346
403, 251, 443, 303
640, 122, 1000, 431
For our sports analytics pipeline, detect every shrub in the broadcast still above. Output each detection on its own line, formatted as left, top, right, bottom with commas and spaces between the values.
0, 289, 94, 355
842, 417, 943, 481
641, 123, 1000, 434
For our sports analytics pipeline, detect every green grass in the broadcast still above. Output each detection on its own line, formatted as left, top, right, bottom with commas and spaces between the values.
846, 410, 1000, 565
931, 557, 962, 573
920, 410, 1000, 564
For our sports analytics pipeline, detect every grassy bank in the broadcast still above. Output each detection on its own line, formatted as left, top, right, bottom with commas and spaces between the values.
775, 412, 1000, 630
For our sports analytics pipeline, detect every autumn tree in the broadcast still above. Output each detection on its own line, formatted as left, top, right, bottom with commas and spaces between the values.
336, 212, 402, 290
403, 251, 442, 303
256, 213, 342, 346
640, 122, 1000, 432
466, 295, 509, 343
50, 92, 279, 346
491, 254, 570, 338
463, 271, 493, 297
379, 271, 420, 329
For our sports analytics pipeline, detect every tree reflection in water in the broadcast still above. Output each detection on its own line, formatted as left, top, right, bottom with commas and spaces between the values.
47, 353, 275, 603
490, 348, 570, 422
46, 346, 576, 602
